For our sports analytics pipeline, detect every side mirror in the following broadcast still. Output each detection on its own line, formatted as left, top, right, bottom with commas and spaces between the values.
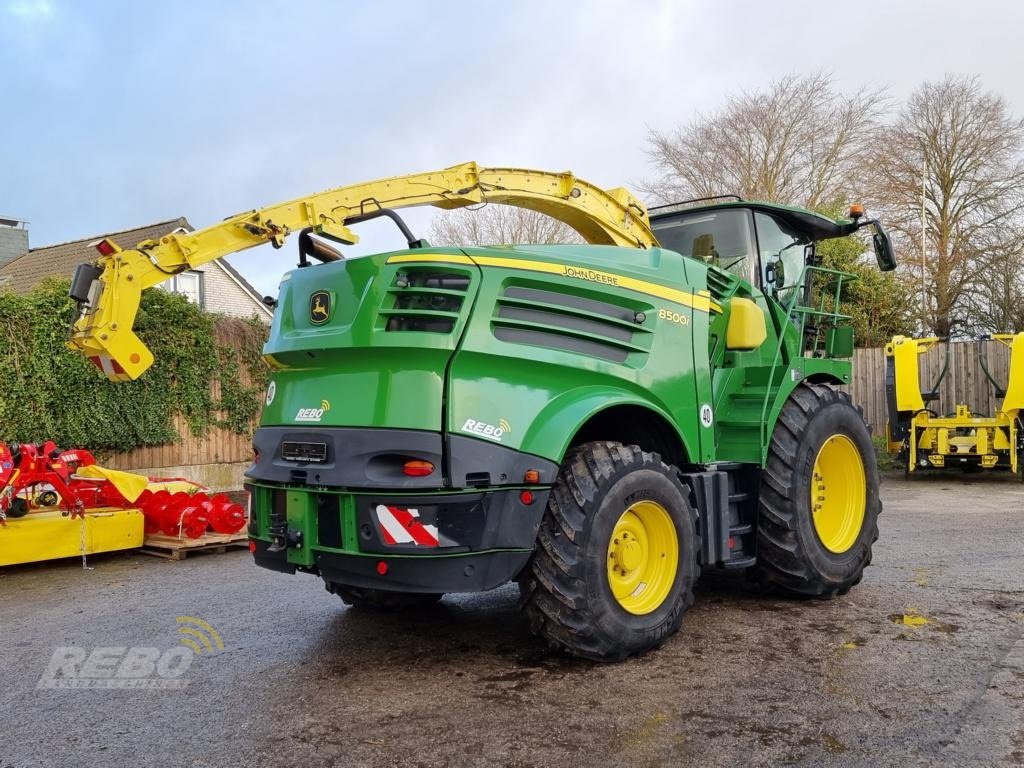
773, 258, 786, 287
872, 223, 897, 272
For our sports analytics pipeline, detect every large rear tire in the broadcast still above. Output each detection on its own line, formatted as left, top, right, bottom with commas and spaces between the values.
754, 383, 880, 597
519, 441, 699, 662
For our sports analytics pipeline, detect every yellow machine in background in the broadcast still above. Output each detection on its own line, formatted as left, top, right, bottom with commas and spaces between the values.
885, 333, 1024, 476
0, 508, 144, 567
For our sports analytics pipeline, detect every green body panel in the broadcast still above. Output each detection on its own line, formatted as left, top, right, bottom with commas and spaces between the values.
446, 245, 703, 464
258, 240, 850, 467
703, 282, 850, 463
261, 248, 480, 432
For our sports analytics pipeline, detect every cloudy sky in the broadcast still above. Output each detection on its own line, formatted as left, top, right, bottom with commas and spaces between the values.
3, 0, 1022, 296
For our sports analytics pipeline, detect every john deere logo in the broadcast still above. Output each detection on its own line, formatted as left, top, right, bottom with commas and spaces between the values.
310, 291, 331, 325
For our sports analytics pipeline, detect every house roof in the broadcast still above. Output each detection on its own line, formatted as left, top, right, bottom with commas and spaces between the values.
0, 218, 191, 293
0, 218, 271, 316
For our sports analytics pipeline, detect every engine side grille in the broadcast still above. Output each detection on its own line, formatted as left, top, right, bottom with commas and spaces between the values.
382, 269, 470, 333
492, 286, 651, 364
705, 266, 739, 304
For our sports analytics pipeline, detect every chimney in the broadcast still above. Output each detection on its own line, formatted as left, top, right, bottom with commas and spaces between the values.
0, 216, 29, 269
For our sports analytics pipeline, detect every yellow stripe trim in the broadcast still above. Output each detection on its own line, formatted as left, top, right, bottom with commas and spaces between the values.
389, 253, 476, 266
387, 254, 723, 314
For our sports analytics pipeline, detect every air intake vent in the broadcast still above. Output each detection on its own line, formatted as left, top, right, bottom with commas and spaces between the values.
492, 286, 651, 364
705, 266, 739, 304
382, 269, 469, 333
704, 268, 737, 303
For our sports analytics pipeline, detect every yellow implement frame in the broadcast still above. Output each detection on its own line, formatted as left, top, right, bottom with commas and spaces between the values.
67, 162, 656, 381
0, 508, 144, 567
885, 334, 1023, 474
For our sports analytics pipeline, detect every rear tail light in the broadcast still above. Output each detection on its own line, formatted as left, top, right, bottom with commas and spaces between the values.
92, 238, 120, 257
402, 460, 434, 477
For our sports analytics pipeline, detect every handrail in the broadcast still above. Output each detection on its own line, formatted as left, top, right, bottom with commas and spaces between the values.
758, 264, 857, 451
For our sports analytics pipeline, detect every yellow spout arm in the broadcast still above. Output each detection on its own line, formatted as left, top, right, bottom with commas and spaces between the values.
67, 162, 656, 381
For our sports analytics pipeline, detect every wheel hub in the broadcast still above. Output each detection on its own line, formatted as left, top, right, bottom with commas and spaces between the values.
606, 500, 679, 615
611, 533, 643, 572
811, 434, 867, 554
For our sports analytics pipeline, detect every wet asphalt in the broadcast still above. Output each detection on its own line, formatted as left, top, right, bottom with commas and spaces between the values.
1, 475, 1022, 768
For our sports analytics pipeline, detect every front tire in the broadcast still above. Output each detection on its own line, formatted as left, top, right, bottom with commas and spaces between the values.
519, 441, 699, 662
754, 383, 880, 597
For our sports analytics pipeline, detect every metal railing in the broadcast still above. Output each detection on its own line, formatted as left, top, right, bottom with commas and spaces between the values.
757, 265, 857, 449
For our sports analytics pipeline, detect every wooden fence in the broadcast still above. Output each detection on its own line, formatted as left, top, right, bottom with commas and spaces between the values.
101, 413, 254, 472
101, 320, 263, 480
847, 339, 1015, 432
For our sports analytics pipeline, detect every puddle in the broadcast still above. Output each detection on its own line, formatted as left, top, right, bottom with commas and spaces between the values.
614, 712, 669, 749
822, 734, 848, 753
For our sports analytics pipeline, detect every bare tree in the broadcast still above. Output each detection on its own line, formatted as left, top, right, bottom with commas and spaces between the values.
869, 75, 1024, 337
962, 231, 1024, 333
642, 73, 886, 208
429, 205, 582, 247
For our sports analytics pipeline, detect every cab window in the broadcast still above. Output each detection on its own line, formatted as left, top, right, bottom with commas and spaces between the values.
754, 212, 810, 302
651, 209, 757, 285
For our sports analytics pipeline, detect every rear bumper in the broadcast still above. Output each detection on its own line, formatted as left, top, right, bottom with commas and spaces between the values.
252, 540, 532, 593
247, 484, 549, 593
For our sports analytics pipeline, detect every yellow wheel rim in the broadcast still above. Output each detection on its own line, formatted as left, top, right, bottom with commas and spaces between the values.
606, 500, 679, 615
811, 434, 866, 554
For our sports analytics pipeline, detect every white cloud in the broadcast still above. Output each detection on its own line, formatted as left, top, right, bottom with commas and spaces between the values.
6, 0, 54, 22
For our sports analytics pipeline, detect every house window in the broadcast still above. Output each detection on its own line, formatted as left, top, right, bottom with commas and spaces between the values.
163, 271, 203, 308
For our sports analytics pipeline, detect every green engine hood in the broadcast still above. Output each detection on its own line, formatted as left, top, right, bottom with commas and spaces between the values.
259, 248, 480, 432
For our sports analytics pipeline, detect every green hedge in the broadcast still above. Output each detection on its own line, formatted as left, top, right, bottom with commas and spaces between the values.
0, 279, 268, 452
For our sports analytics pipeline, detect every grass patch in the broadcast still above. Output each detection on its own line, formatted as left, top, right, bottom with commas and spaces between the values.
872, 434, 898, 471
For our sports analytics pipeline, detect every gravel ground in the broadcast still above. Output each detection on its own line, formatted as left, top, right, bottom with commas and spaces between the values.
1, 474, 1022, 768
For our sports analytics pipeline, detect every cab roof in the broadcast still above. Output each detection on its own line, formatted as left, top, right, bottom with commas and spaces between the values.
649, 200, 853, 242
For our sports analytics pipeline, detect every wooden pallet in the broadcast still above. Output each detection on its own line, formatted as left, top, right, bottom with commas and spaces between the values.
139, 531, 249, 561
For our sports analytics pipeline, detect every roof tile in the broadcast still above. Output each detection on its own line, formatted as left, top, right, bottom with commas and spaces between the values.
0, 217, 191, 294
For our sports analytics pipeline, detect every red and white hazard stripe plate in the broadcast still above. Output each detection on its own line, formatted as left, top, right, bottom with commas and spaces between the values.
374, 504, 440, 547
89, 355, 131, 382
